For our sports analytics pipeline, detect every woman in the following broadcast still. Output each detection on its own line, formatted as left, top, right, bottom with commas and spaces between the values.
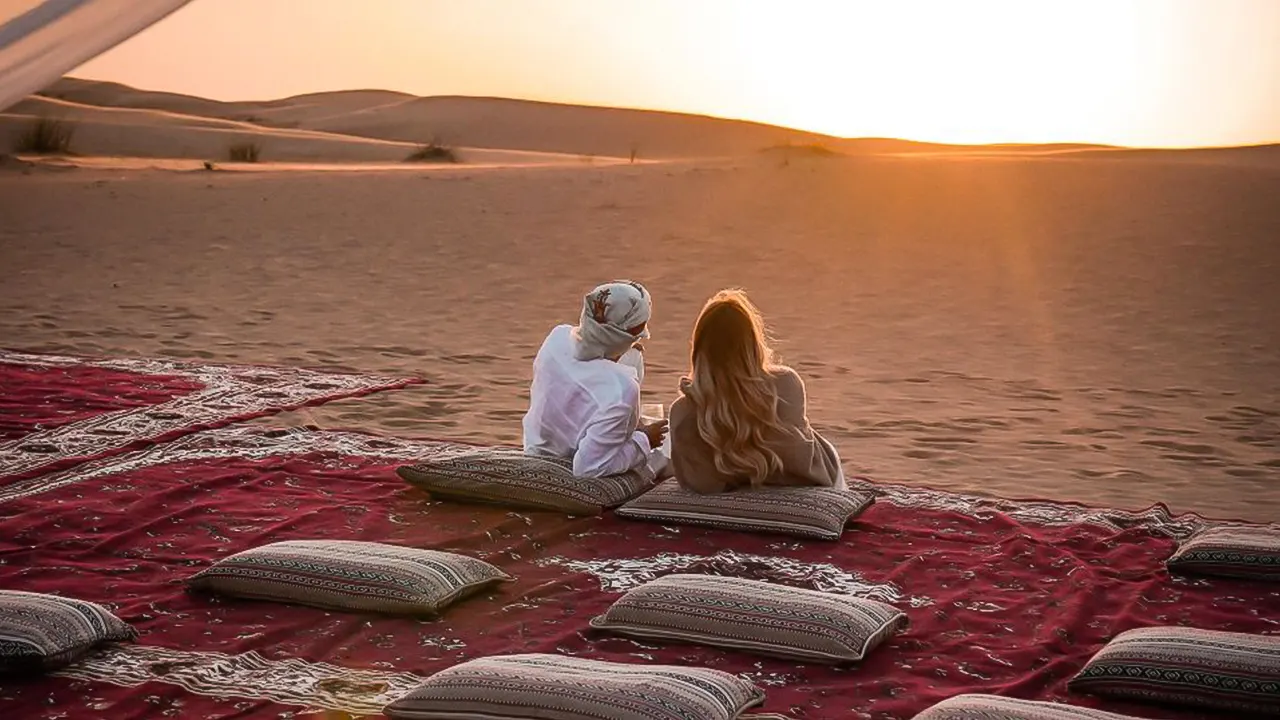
668, 289, 845, 493
522, 280, 668, 478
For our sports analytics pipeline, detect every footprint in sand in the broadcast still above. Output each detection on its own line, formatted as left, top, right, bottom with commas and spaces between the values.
1232, 405, 1278, 418
1011, 390, 1062, 402
484, 408, 527, 422
386, 401, 454, 420
1100, 405, 1157, 420
1144, 426, 1200, 437
1161, 454, 1230, 467
845, 428, 890, 439
422, 382, 479, 399
1062, 427, 1124, 439
952, 417, 1012, 430
1020, 439, 1072, 449
873, 419, 924, 429
440, 352, 501, 365
1139, 440, 1219, 455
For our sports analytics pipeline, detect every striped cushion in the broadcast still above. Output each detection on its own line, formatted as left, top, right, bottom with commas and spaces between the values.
615, 480, 875, 540
1166, 525, 1280, 581
588, 574, 907, 663
0, 590, 137, 674
1068, 627, 1280, 715
382, 653, 765, 720
913, 694, 1147, 719
186, 540, 511, 616
398, 448, 655, 516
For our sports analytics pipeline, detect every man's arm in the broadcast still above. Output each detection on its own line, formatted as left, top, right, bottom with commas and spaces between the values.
573, 393, 651, 478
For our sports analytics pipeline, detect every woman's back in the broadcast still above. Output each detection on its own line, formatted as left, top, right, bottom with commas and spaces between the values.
669, 365, 844, 494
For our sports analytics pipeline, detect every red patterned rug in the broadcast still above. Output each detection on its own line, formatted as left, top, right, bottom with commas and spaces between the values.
0, 426, 1276, 720
0, 350, 421, 485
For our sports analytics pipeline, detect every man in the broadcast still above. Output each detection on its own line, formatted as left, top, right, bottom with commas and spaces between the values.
522, 280, 668, 477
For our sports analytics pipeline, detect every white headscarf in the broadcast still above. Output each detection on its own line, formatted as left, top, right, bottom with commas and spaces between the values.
571, 280, 652, 361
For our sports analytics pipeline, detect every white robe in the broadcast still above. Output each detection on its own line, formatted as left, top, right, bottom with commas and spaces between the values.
522, 324, 665, 478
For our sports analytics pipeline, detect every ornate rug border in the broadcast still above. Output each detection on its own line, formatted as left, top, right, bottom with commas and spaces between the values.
0, 350, 422, 482
4, 424, 1267, 540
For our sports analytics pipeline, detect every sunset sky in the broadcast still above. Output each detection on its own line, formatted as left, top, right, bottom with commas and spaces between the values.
71, 0, 1280, 147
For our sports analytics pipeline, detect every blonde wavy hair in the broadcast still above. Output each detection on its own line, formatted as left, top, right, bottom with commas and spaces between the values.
683, 289, 791, 487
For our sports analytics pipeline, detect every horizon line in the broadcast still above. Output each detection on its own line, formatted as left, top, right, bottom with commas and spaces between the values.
51, 75, 1280, 152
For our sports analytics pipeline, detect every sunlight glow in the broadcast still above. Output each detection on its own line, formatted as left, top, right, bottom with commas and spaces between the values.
70, 0, 1280, 147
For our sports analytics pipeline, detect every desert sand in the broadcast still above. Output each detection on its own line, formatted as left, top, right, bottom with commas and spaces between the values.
2, 79, 1278, 522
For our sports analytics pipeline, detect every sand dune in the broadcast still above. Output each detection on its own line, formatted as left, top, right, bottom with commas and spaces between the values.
1, 95, 407, 162
0, 95, 601, 165
35, 77, 415, 126
1062, 144, 1280, 169
298, 96, 833, 159
33, 77, 833, 158
3, 77, 1274, 167
834, 138, 1116, 155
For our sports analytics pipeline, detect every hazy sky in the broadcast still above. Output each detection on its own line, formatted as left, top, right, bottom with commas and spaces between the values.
72, 0, 1280, 147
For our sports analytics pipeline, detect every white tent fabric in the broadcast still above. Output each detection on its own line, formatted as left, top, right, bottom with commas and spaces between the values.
0, 0, 192, 112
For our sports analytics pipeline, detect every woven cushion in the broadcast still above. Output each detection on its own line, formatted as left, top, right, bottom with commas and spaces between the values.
614, 480, 875, 540
589, 574, 906, 663
1068, 626, 1280, 715
186, 540, 511, 616
0, 590, 137, 674
397, 447, 654, 516
913, 694, 1146, 719
382, 653, 765, 720
1166, 525, 1280, 581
